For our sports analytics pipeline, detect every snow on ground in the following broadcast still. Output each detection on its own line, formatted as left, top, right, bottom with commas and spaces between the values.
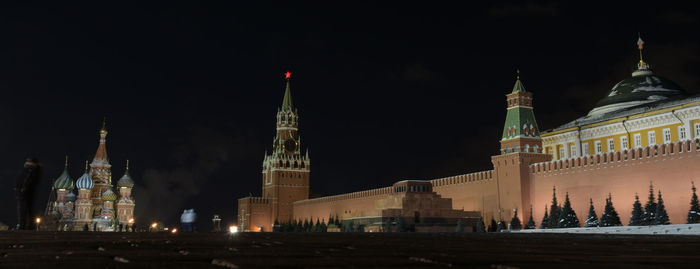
511, 223, 700, 235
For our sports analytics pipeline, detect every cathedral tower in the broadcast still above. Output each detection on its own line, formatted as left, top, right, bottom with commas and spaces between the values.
491, 71, 550, 222
116, 160, 136, 225
90, 119, 113, 214
74, 161, 94, 230
261, 71, 311, 224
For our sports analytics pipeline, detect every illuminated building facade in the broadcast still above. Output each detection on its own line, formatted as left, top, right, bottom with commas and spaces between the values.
239, 38, 700, 231
46, 124, 136, 231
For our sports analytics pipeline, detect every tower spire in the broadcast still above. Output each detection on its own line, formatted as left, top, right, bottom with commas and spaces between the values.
281, 71, 293, 111
512, 69, 526, 93
65, 155, 69, 168
637, 33, 649, 70
126, 159, 130, 172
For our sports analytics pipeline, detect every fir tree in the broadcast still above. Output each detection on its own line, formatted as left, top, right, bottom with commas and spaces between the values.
557, 192, 580, 228
654, 191, 670, 225
547, 187, 562, 228
629, 193, 645, 226
335, 215, 341, 226
488, 218, 497, 232
524, 206, 536, 229
329, 215, 335, 226
496, 221, 506, 232
600, 194, 622, 227
509, 209, 522, 230
314, 218, 321, 232
539, 205, 549, 229
688, 182, 700, 224
455, 219, 464, 232
643, 183, 657, 225
475, 217, 486, 233
584, 198, 600, 228
320, 219, 328, 232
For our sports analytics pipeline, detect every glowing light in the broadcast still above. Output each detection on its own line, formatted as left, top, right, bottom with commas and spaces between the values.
128, 218, 135, 224
35, 217, 41, 224
164, 227, 169, 231
285, 71, 291, 79
151, 223, 157, 228
229, 226, 238, 233
171, 228, 178, 234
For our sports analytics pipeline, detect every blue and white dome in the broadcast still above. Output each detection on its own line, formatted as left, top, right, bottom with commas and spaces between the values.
75, 171, 94, 189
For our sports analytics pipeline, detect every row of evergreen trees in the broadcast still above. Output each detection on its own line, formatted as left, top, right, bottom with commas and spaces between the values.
488, 182, 700, 231
275, 215, 343, 232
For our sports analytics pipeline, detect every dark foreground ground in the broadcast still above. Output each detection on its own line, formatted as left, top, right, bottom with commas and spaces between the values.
1, 231, 700, 268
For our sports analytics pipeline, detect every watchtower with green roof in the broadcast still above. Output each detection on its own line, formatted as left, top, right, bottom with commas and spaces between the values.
490, 71, 551, 224
500, 70, 543, 155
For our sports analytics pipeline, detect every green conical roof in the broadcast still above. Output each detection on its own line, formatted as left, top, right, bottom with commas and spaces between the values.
512, 78, 526, 93
281, 78, 293, 111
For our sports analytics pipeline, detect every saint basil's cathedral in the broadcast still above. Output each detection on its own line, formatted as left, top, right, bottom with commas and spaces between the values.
44, 123, 136, 231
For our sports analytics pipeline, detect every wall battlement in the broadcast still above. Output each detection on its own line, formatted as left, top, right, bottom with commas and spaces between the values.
530, 139, 700, 175
240, 197, 272, 204
430, 170, 494, 187
293, 186, 395, 206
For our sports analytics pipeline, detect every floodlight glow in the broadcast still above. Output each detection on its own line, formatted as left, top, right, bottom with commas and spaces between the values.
229, 226, 238, 233
151, 223, 157, 228
35, 217, 41, 224
171, 228, 178, 234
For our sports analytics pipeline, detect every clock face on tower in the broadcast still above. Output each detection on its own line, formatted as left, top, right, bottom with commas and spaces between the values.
283, 139, 297, 153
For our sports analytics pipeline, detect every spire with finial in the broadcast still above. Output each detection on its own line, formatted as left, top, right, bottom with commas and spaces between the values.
64, 155, 69, 168
512, 69, 526, 93
126, 159, 130, 172
636, 33, 650, 71
281, 71, 293, 111
100, 116, 108, 135
84, 160, 89, 171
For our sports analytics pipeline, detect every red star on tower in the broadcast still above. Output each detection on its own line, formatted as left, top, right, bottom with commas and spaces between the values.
284, 71, 291, 79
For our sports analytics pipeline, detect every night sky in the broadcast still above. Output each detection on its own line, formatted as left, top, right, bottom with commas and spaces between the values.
1, 2, 699, 229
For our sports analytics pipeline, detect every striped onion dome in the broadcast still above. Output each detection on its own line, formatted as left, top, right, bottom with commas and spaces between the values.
53, 168, 74, 190
65, 191, 76, 201
117, 171, 134, 188
75, 171, 94, 189
102, 188, 117, 201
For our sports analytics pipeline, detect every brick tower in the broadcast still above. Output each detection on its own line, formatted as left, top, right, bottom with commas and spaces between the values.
491, 71, 551, 223
261, 71, 311, 225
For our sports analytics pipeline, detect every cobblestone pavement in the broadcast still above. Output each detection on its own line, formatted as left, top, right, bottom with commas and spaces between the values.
1, 231, 700, 268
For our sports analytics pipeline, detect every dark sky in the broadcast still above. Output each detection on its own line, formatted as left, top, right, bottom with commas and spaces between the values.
1, 2, 699, 229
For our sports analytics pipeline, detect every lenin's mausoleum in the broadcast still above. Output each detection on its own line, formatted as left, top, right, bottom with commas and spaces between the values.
238, 40, 700, 232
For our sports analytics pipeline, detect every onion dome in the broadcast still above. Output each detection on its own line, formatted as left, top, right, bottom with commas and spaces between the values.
66, 191, 76, 202
53, 158, 74, 190
102, 188, 117, 201
589, 37, 689, 115
117, 160, 134, 188
75, 161, 94, 189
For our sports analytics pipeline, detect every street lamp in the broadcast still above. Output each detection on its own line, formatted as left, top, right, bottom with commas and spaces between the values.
35, 217, 41, 231
128, 218, 134, 232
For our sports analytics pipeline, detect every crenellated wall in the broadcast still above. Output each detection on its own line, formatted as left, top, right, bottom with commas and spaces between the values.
293, 187, 395, 222
429, 170, 501, 221
529, 139, 700, 225
237, 197, 272, 232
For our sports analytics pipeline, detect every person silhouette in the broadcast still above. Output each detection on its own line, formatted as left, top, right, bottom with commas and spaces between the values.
14, 157, 42, 230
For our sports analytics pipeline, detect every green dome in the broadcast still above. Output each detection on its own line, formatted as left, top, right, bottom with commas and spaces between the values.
589, 70, 688, 115
53, 169, 74, 190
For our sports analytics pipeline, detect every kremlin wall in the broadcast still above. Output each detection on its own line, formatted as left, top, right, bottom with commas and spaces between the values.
238, 39, 700, 232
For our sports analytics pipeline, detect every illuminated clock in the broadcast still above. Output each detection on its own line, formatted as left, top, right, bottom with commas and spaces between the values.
283, 139, 297, 153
